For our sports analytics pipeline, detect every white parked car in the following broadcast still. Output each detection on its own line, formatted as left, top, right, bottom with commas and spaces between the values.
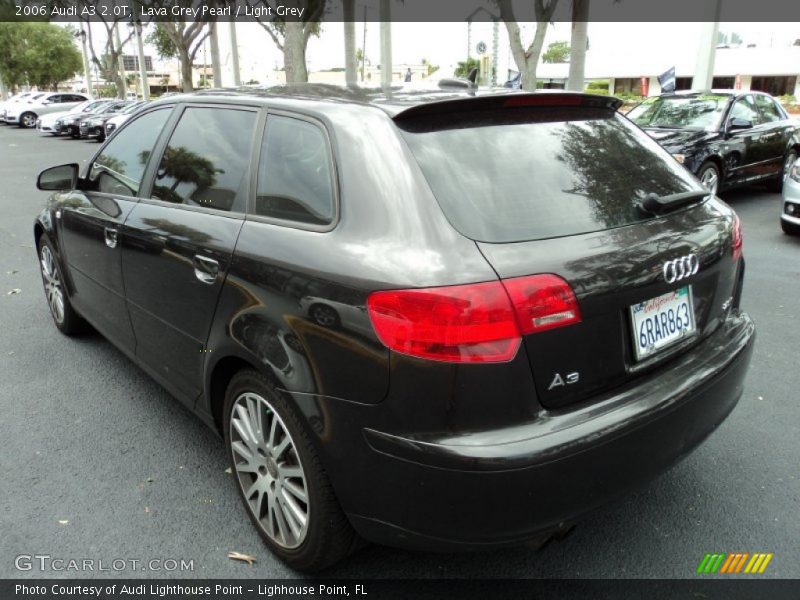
0, 92, 43, 122
4, 92, 90, 128
36, 100, 114, 134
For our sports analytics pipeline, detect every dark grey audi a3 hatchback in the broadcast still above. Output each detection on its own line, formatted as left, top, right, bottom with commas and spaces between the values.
34, 86, 755, 571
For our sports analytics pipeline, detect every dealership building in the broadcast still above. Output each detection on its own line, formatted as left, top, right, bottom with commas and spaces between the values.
535, 45, 800, 98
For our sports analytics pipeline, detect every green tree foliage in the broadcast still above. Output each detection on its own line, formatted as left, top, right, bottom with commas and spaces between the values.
454, 57, 480, 78
543, 40, 570, 63
146, 24, 179, 60
422, 58, 439, 77
0, 23, 82, 91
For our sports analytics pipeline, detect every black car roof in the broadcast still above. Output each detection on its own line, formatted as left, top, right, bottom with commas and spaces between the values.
146, 84, 622, 118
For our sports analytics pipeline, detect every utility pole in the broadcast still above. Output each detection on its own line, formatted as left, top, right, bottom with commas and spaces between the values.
134, 21, 149, 100
77, 26, 93, 96
229, 22, 241, 86
210, 22, 222, 88
379, 0, 392, 87
692, 0, 722, 90
344, 0, 357, 86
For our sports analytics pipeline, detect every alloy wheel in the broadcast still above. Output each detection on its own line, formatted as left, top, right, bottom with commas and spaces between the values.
700, 167, 719, 195
229, 392, 310, 549
39, 245, 64, 324
21, 113, 36, 128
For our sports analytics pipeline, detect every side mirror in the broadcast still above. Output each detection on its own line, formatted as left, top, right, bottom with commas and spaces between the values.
728, 117, 753, 131
37, 163, 79, 191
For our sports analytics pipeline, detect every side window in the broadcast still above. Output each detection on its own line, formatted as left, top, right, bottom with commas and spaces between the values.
46, 94, 62, 104
151, 107, 257, 213
255, 115, 335, 226
89, 108, 171, 197
729, 96, 761, 125
754, 95, 783, 123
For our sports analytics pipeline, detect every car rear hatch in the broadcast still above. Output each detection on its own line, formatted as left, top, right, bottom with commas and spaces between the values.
395, 93, 744, 409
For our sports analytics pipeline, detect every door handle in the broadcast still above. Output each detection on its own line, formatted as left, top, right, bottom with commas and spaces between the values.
104, 227, 118, 249
193, 255, 219, 285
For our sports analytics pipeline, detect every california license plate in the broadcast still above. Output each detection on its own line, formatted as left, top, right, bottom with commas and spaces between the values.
630, 286, 696, 360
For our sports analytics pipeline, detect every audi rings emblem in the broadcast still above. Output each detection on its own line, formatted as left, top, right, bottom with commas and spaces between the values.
663, 254, 699, 284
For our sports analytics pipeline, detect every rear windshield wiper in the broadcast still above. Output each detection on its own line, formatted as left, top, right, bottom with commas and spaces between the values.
639, 190, 710, 215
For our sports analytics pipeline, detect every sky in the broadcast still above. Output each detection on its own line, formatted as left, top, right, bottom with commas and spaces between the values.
93, 21, 800, 84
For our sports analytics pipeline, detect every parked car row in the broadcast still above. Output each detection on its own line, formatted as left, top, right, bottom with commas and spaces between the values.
626, 89, 800, 236
0, 92, 148, 142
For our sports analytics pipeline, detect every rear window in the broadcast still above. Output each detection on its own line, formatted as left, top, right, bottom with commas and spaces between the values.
398, 107, 700, 243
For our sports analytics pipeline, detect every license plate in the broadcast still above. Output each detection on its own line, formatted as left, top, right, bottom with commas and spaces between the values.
630, 286, 696, 360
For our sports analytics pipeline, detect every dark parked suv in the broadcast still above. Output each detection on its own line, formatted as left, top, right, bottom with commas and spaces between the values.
34, 87, 755, 571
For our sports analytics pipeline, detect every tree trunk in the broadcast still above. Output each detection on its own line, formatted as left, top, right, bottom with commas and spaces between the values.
180, 49, 193, 92
500, 0, 558, 92
283, 22, 308, 84
567, 0, 589, 92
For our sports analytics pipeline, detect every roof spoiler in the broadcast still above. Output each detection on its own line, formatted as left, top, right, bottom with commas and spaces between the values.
393, 92, 623, 121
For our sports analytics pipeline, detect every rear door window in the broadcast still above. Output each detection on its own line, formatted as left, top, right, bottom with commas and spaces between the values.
150, 107, 257, 213
398, 107, 700, 243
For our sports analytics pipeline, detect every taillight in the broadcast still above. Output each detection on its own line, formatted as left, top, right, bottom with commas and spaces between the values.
367, 281, 520, 363
502, 274, 581, 334
367, 275, 581, 363
732, 215, 743, 261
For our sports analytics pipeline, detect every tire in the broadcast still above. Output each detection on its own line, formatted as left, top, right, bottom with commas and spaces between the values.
309, 304, 341, 329
697, 161, 720, 196
36, 234, 87, 335
19, 112, 37, 128
782, 219, 800, 236
767, 150, 798, 193
223, 369, 357, 571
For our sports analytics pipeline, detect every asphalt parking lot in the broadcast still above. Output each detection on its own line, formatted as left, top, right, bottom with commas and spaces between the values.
0, 123, 798, 580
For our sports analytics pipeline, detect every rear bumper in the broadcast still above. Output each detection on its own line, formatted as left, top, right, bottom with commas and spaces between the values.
346, 311, 755, 551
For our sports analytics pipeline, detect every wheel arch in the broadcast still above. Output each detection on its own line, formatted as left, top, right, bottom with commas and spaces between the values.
206, 352, 283, 435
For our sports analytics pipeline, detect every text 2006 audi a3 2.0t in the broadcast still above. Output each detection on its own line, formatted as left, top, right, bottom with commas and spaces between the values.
33, 87, 755, 571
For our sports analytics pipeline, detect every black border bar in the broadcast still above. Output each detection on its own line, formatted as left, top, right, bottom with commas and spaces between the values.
3, 579, 800, 600
4, 0, 800, 23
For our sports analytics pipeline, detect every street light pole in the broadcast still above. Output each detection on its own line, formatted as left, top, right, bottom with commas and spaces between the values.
76, 26, 93, 96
